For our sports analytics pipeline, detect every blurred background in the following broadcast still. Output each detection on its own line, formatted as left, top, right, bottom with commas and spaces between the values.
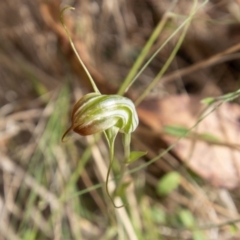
1, 0, 240, 239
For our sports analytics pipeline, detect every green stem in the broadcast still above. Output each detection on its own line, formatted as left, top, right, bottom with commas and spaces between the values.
135, 0, 200, 106
105, 140, 124, 208
124, 16, 189, 95
124, 133, 131, 162
60, 7, 100, 94
117, 14, 170, 95
113, 133, 131, 198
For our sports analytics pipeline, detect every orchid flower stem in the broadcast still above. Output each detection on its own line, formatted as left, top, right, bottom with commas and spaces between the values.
111, 134, 131, 200
124, 134, 131, 162
105, 140, 124, 208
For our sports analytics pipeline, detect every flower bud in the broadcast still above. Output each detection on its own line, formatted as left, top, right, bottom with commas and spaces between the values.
62, 93, 138, 140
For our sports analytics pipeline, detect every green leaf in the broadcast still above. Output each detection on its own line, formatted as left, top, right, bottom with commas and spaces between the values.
125, 151, 147, 164
229, 224, 238, 234
201, 97, 215, 105
178, 209, 195, 228
21, 229, 37, 240
157, 171, 181, 196
199, 133, 220, 143
115, 181, 131, 197
193, 230, 207, 240
163, 125, 189, 137
151, 207, 166, 224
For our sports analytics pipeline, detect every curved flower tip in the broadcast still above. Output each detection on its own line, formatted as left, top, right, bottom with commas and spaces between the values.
61, 125, 73, 142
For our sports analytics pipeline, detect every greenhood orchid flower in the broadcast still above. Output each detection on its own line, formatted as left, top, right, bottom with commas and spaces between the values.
62, 93, 138, 139
61, 7, 145, 208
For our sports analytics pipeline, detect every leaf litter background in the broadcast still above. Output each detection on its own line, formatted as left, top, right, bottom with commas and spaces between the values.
1, 0, 240, 239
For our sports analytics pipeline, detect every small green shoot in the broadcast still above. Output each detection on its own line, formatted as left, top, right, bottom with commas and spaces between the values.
157, 171, 181, 196
163, 125, 189, 137
151, 207, 166, 224
125, 151, 147, 164
193, 231, 207, 240
178, 209, 195, 229
201, 88, 240, 105
198, 133, 220, 143
164, 125, 221, 144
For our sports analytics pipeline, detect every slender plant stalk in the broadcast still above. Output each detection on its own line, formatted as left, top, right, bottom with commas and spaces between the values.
118, 0, 180, 95
135, 18, 194, 105
122, 0, 208, 100
124, 134, 131, 162
105, 139, 125, 208
60, 7, 100, 94
135, 0, 201, 105
112, 134, 131, 199
117, 14, 170, 95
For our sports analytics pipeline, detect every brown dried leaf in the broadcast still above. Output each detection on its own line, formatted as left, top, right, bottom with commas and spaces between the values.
138, 95, 240, 189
